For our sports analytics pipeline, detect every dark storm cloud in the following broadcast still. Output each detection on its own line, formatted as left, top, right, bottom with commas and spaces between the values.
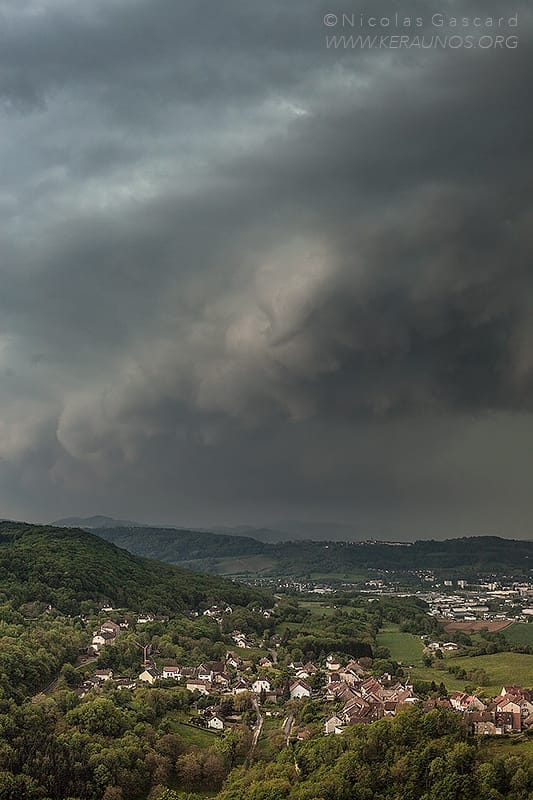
0, 0, 532, 536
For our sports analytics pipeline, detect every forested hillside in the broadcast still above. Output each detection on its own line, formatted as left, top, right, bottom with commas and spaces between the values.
0, 522, 268, 615
218, 706, 533, 800
94, 527, 533, 579
93, 526, 265, 564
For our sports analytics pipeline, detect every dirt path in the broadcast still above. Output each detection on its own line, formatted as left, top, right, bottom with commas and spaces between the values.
282, 713, 295, 746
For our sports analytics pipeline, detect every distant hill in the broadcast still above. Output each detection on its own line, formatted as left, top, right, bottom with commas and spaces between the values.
95, 527, 533, 579
0, 521, 269, 615
96, 526, 266, 563
52, 514, 143, 529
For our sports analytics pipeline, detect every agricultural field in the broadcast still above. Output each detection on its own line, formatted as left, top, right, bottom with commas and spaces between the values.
411, 664, 471, 692
214, 555, 279, 576
413, 652, 533, 696
502, 622, 533, 647
452, 652, 533, 694
443, 620, 513, 634
299, 600, 337, 618
375, 619, 533, 696
376, 623, 424, 665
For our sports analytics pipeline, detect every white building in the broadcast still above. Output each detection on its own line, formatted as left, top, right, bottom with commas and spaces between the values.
251, 677, 271, 694
139, 668, 160, 685
290, 680, 311, 700
207, 714, 225, 730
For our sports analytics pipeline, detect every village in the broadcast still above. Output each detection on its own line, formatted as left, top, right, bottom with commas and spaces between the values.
81, 610, 533, 741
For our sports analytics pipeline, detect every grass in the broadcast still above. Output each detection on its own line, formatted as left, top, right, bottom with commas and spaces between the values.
410, 664, 469, 692
375, 620, 533, 695
255, 716, 283, 760
503, 622, 533, 647
412, 652, 533, 696
173, 721, 220, 747
452, 652, 533, 694
162, 712, 220, 747
213, 555, 278, 575
232, 645, 268, 660
299, 601, 336, 618
376, 624, 424, 665
479, 735, 533, 764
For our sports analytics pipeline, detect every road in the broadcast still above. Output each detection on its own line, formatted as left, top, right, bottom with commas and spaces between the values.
31, 655, 97, 702
248, 698, 264, 760
282, 713, 295, 746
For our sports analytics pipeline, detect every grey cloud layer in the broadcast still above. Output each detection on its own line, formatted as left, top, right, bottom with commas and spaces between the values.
0, 0, 532, 535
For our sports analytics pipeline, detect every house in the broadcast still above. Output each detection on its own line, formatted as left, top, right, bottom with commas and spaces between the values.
197, 664, 213, 683
94, 669, 114, 681
206, 714, 225, 731
226, 654, 242, 669
466, 711, 499, 735
326, 655, 342, 671
325, 715, 345, 735
186, 679, 211, 695
232, 678, 250, 695
501, 686, 528, 697
289, 661, 304, 672
162, 663, 181, 679
345, 660, 366, 677
325, 682, 357, 704
139, 668, 160, 685
360, 678, 383, 699
290, 679, 311, 700
77, 679, 98, 698
100, 620, 121, 635
115, 678, 136, 690
494, 697, 522, 731
259, 657, 274, 669
450, 692, 486, 712
180, 667, 196, 679
91, 630, 116, 652
252, 677, 271, 694
208, 662, 226, 677
338, 669, 360, 687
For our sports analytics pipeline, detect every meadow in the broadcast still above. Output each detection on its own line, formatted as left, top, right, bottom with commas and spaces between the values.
502, 621, 533, 647
376, 623, 425, 665
375, 621, 533, 695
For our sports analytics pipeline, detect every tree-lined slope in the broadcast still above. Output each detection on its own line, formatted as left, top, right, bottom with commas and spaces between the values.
0, 521, 268, 615
94, 528, 533, 578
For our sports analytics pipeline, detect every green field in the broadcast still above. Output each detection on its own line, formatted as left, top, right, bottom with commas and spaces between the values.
413, 652, 533, 695
410, 664, 470, 692
453, 652, 533, 694
299, 601, 336, 618
375, 622, 533, 695
215, 555, 278, 575
255, 716, 283, 760
162, 713, 220, 747
173, 722, 219, 747
503, 622, 533, 647
376, 624, 424, 665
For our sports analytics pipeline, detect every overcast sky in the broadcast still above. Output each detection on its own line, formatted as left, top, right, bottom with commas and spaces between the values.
0, 0, 532, 539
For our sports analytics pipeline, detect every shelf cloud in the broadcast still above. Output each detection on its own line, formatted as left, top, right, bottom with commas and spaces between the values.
1, 0, 532, 537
